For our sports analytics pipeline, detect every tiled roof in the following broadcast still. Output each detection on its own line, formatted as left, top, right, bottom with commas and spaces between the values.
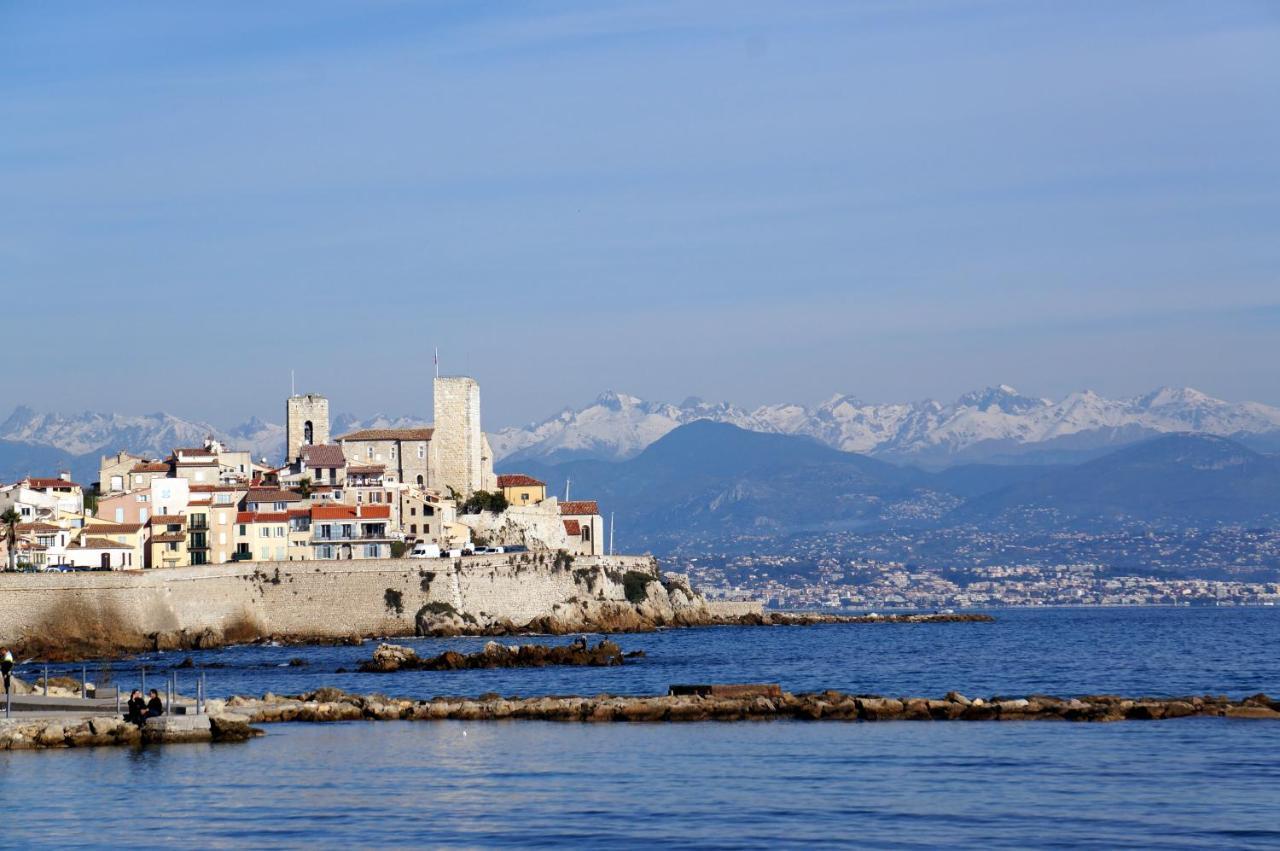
150, 515, 186, 524
17, 522, 62, 533
174, 447, 214, 456
498, 474, 545, 488
361, 505, 391, 519
560, 500, 599, 516
26, 477, 84, 490
562, 519, 581, 535
130, 462, 170, 474
346, 465, 385, 476
300, 444, 347, 468
149, 533, 185, 544
236, 512, 290, 524
311, 505, 357, 520
78, 537, 133, 549
338, 428, 434, 442
86, 522, 144, 534
246, 489, 303, 503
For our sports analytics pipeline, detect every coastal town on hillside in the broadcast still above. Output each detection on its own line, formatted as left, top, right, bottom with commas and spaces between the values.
0, 376, 606, 571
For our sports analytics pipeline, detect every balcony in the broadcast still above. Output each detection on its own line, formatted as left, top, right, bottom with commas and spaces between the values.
312, 531, 391, 542
188, 519, 209, 531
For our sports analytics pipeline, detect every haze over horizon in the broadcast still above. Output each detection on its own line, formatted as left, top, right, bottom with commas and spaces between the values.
4, 1, 1278, 426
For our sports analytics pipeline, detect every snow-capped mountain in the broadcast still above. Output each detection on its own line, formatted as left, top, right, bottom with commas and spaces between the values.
0, 406, 423, 466
4, 385, 1279, 475
493, 386, 1280, 465
488, 391, 767, 462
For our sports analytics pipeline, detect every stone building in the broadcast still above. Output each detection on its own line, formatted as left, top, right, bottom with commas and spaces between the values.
336, 428, 433, 487
286, 394, 330, 463
432, 376, 497, 497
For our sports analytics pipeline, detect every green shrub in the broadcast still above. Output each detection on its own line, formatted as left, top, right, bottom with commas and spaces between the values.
623, 570, 655, 604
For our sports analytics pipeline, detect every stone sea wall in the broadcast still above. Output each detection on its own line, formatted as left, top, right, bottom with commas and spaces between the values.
0, 553, 730, 654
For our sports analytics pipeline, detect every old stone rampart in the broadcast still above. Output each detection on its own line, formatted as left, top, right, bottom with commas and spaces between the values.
0, 553, 685, 651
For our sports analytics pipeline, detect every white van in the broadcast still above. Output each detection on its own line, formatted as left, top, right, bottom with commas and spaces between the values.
408, 542, 442, 559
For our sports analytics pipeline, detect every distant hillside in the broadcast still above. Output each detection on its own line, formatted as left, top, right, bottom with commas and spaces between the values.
946, 434, 1280, 530
491, 385, 1280, 466
510, 420, 949, 550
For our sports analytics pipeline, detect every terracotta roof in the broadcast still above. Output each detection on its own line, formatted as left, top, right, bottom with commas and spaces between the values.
78, 537, 133, 549
26, 478, 84, 490
346, 465, 385, 476
498, 474, 545, 488
246, 489, 303, 503
18, 522, 62, 533
174, 447, 214, 456
236, 512, 290, 524
311, 504, 391, 520
338, 428, 434, 442
150, 533, 185, 544
130, 462, 170, 474
86, 522, 144, 534
562, 519, 581, 535
300, 444, 347, 468
150, 515, 186, 525
560, 500, 599, 516
311, 505, 357, 520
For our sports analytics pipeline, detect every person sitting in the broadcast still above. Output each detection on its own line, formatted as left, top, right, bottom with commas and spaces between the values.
145, 689, 165, 718
125, 690, 146, 725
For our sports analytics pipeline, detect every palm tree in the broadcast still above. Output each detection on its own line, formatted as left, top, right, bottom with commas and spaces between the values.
1, 508, 20, 572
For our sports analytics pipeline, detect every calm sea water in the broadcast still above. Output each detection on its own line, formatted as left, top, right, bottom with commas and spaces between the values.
3, 608, 1279, 848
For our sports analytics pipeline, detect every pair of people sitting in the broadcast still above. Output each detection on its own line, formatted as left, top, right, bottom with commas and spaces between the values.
125, 689, 164, 725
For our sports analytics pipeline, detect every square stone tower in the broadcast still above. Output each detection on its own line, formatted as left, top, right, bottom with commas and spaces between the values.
432, 377, 483, 497
286, 394, 330, 463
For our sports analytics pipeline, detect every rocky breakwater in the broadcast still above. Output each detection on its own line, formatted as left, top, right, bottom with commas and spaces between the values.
222, 687, 1280, 726
358, 639, 634, 672
0, 713, 261, 751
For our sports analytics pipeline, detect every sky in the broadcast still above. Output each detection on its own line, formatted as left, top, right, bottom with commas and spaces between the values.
2, 1, 1279, 429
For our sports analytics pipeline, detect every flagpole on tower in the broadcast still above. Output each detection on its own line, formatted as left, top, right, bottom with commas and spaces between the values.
434, 346, 439, 379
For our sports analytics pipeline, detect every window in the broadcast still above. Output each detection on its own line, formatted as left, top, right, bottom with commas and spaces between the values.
275, 527, 286, 538
166, 542, 178, 552
110, 475, 123, 491
364, 544, 379, 558
134, 475, 143, 486
410, 507, 416, 516
218, 511, 226, 525
115, 508, 124, 522
259, 527, 269, 538
366, 446, 373, 460
417, 443, 425, 459
304, 420, 314, 445
390, 446, 396, 461
140, 508, 148, 523
410, 524, 417, 534
274, 501, 286, 511
239, 524, 247, 536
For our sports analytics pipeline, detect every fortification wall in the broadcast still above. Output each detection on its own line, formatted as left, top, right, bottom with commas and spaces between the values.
0, 554, 661, 646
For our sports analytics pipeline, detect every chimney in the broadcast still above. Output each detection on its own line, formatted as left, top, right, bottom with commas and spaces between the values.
58, 470, 71, 482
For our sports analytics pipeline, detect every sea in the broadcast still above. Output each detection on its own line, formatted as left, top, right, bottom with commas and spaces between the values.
2, 607, 1279, 848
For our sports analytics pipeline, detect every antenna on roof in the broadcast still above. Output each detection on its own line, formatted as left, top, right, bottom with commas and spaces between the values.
434, 346, 439, 380
564, 478, 571, 502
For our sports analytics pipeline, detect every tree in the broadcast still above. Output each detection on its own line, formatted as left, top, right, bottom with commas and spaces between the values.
459, 490, 509, 515
298, 477, 313, 498
1, 508, 20, 572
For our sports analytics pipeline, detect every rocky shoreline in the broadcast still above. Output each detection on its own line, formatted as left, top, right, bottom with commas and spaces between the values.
357, 640, 633, 672
5, 686, 1278, 751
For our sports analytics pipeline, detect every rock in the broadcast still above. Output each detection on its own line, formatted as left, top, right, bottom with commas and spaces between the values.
358, 643, 420, 673
1225, 705, 1280, 719
945, 691, 972, 706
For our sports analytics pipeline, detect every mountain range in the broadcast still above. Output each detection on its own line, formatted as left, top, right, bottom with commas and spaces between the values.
2, 384, 1279, 486
512, 424, 1280, 551
491, 386, 1280, 466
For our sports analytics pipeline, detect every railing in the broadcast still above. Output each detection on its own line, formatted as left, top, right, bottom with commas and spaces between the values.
4, 660, 210, 720
311, 532, 391, 542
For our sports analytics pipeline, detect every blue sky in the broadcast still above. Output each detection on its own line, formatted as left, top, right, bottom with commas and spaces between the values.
2, 1, 1278, 427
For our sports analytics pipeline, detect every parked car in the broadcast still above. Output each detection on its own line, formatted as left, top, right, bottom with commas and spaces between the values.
408, 543, 441, 559
472, 546, 505, 555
